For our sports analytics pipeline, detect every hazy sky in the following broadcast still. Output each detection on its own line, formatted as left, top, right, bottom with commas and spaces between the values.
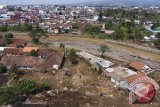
0, 0, 159, 5
0, 0, 95, 5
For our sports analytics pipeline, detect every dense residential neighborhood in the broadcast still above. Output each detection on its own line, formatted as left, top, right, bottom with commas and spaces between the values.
0, 2, 160, 107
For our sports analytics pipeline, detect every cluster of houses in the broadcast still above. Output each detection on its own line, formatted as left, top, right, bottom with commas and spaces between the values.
0, 5, 102, 34
77, 51, 158, 92
0, 38, 64, 72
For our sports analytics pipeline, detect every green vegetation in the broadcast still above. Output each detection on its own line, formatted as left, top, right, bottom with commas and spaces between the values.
20, 79, 36, 94
0, 23, 33, 32
38, 83, 50, 92
72, 23, 79, 29
4, 37, 12, 44
4, 33, 13, 38
30, 50, 38, 57
151, 23, 160, 30
0, 33, 14, 45
84, 26, 101, 37
32, 38, 39, 44
10, 65, 18, 75
106, 22, 152, 41
0, 85, 20, 104
17, 7, 23, 11
69, 48, 78, 64
59, 43, 65, 48
99, 8, 155, 42
98, 12, 103, 22
154, 39, 160, 49
98, 44, 110, 57
7, 6, 15, 11
0, 63, 6, 73
30, 27, 47, 37
0, 78, 51, 104
0, 26, 7, 32
102, 8, 160, 21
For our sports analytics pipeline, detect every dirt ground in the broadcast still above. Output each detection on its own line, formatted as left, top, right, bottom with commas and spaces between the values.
14, 34, 160, 107
20, 58, 160, 107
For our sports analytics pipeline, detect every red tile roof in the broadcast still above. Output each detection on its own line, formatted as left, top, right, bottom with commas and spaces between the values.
1, 56, 43, 67
124, 73, 147, 84
23, 47, 38, 53
129, 61, 145, 71
39, 52, 64, 70
7, 39, 27, 47
3, 48, 23, 55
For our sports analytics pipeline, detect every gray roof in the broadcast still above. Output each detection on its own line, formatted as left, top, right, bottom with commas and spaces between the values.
1, 56, 43, 67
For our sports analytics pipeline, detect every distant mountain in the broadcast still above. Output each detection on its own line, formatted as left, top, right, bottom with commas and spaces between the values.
3, 0, 160, 6
80, 0, 160, 7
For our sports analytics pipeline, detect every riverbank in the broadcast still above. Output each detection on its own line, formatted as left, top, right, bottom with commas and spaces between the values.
105, 39, 160, 54
43, 39, 160, 70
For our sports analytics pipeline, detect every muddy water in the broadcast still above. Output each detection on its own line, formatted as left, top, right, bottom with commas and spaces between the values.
105, 42, 160, 62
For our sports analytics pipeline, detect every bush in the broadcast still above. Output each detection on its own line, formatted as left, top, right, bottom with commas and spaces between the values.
32, 38, 39, 44
4, 38, 12, 44
4, 33, 13, 38
59, 43, 65, 48
0, 25, 7, 32
20, 79, 36, 94
154, 39, 160, 48
10, 64, 18, 74
38, 83, 50, 92
0, 63, 7, 73
30, 50, 38, 56
0, 85, 20, 104
72, 23, 79, 29
69, 48, 78, 64
99, 44, 110, 57
84, 26, 101, 36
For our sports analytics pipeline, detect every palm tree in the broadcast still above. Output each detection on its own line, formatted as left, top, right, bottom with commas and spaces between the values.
134, 28, 140, 42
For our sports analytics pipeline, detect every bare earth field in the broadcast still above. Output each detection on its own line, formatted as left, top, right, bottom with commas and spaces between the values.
20, 58, 160, 107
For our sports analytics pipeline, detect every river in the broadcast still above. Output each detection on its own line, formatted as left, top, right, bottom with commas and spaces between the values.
104, 42, 160, 62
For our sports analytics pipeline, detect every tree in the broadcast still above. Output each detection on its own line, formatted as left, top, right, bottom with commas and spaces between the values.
8, 7, 15, 11
84, 26, 101, 36
10, 64, 18, 74
112, 27, 125, 40
59, 11, 63, 15
17, 7, 23, 11
4, 38, 12, 44
0, 86, 18, 104
4, 33, 13, 38
72, 23, 79, 29
30, 50, 38, 57
0, 63, 6, 73
99, 44, 110, 57
20, 79, 36, 94
32, 38, 39, 44
0, 25, 7, 32
154, 39, 160, 49
98, 12, 103, 22
69, 48, 78, 64
134, 27, 140, 42
59, 43, 65, 48
38, 83, 50, 92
